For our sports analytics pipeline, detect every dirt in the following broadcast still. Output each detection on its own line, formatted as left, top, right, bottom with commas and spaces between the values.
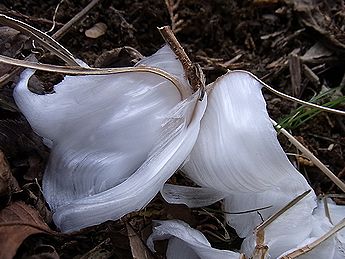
0, 0, 344, 258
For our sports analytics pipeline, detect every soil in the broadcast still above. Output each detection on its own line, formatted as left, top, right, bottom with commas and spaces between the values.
0, 0, 344, 258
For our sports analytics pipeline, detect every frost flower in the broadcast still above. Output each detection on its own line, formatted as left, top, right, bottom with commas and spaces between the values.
14, 45, 206, 232
147, 220, 242, 259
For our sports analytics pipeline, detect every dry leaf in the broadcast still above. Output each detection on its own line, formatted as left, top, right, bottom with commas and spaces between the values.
0, 150, 19, 198
0, 26, 28, 76
85, 23, 107, 39
0, 201, 53, 259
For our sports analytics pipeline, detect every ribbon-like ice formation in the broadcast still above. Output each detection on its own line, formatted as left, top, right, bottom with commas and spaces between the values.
14, 45, 206, 232
14, 43, 344, 258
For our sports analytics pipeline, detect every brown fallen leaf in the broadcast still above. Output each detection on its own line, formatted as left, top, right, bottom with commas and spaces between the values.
0, 26, 28, 76
126, 223, 154, 259
0, 150, 19, 199
0, 26, 29, 76
0, 201, 53, 259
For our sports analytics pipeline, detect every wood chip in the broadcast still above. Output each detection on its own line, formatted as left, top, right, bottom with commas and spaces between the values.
85, 22, 107, 39
289, 53, 301, 97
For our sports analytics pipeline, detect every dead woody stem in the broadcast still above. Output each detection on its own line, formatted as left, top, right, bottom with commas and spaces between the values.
158, 26, 204, 92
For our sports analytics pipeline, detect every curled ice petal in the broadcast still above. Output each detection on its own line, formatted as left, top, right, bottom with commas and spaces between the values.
53, 91, 206, 232
241, 191, 316, 258
181, 71, 314, 239
276, 207, 343, 259
14, 45, 201, 232
314, 198, 345, 230
147, 220, 241, 259
224, 174, 314, 238
161, 184, 226, 208
183, 71, 310, 193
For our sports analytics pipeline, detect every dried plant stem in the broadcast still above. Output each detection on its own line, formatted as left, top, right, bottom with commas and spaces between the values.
281, 218, 345, 258
158, 26, 204, 92
165, 0, 183, 33
273, 120, 345, 193
0, 54, 188, 99
234, 70, 345, 116
253, 190, 311, 259
0, 0, 102, 87
0, 14, 78, 66
46, 0, 65, 33
0, 67, 21, 88
256, 190, 311, 233
52, 0, 102, 40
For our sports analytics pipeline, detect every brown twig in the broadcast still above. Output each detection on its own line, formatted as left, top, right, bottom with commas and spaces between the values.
273, 121, 345, 193
158, 26, 204, 94
256, 190, 311, 233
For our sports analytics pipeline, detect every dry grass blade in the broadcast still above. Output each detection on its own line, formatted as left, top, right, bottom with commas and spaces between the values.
53, 0, 103, 40
256, 190, 311, 233
280, 218, 345, 258
46, 0, 65, 33
0, 202, 54, 259
0, 54, 187, 99
0, 0, 102, 87
253, 190, 311, 259
0, 14, 79, 66
273, 120, 345, 193
235, 70, 345, 116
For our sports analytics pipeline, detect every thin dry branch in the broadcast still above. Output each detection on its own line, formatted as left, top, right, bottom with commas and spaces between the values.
52, 0, 102, 40
0, 0, 103, 87
158, 26, 204, 94
237, 70, 345, 116
273, 120, 345, 193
